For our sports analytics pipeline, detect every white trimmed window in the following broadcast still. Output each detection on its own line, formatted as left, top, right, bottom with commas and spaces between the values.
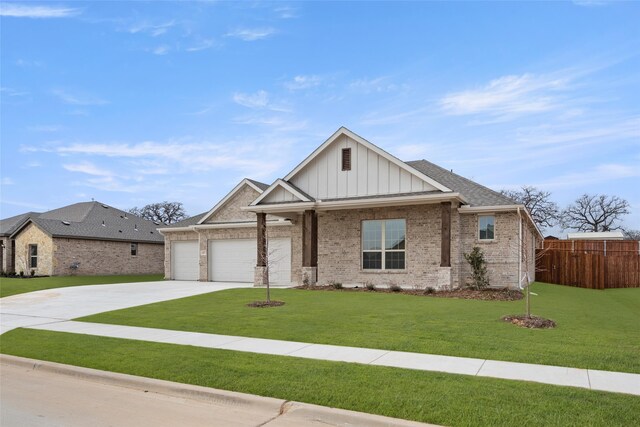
362, 219, 406, 270
29, 244, 38, 268
131, 243, 138, 256
478, 215, 495, 240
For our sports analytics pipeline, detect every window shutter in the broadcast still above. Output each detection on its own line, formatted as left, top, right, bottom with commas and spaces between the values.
342, 148, 351, 171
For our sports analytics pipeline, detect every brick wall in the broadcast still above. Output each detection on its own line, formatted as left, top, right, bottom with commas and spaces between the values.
14, 223, 54, 276
206, 185, 261, 223
317, 205, 454, 289
53, 238, 164, 276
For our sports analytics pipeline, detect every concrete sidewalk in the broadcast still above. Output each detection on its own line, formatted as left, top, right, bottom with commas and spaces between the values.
27, 320, 640, 396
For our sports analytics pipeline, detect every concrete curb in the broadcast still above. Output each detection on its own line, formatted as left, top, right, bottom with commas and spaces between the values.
1, 354, 437, 427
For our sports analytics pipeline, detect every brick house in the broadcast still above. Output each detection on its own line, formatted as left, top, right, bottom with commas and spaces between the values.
159, 127, 541, 289
0, 202, 164, 276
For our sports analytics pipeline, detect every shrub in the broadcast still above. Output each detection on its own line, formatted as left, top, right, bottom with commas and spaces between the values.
30, 270, 35, 277
19, 271, 24, 278
424, 286, 436, 294
302, 272, 310, 287
329, 281, 343, 290
389, 283, 402, 292
365, 282, 376, 291
464, 246, 490, 290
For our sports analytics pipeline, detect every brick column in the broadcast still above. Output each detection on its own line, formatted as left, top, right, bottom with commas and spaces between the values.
440, 202, 451, 267
302, 210, 318, 285
255, 212, 268, 286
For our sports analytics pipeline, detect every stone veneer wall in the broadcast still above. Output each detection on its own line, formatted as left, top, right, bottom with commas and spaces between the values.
1, 236, 12, 273
13, 223, 54, 276
317, 205, 455, 290
52, 238, 164, 276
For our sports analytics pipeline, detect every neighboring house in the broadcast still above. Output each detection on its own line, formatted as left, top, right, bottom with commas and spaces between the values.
159, 127, 542, 289
567, 231, 625, 241
0, 202, 164, 276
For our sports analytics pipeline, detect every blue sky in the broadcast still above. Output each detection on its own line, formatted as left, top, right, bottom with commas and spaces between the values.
1, 1, 639, 232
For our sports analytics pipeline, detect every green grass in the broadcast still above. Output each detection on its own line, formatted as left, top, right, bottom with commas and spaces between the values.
80, 282, 640, 373
0, 274, 163, 298
2, 329, 638, 427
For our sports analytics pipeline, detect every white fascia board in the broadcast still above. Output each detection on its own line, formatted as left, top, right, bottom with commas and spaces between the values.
157, 226, 194, 235
250, 179, 311, 206
458, 205, 543, 239
197, 179, 264, 225
316, 192, 466, 211
283, 127, 452, 193
193, 220, 293, 230
242, 201, 317, 213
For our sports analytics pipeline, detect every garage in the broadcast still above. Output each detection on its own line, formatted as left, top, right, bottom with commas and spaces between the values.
209, 238, 291, 284
171, 241, 199, 280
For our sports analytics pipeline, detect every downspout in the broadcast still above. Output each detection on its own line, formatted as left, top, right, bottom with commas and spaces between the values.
517, 207, 522, 289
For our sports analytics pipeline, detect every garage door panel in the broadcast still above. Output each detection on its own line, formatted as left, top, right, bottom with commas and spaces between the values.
171, 241, 199, 281
209, 238, 290, 284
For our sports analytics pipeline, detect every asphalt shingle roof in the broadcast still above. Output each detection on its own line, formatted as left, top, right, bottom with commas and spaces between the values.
0, 212, 40, 236
406, 159, 517, 207
161, 212, 208, 229
4, 202, 163, 243
246, 179, 270, 192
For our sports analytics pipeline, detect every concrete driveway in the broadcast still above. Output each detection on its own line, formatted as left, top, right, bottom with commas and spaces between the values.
0, 281, 252, 335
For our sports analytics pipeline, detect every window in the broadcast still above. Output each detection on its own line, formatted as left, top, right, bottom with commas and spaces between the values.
341, 148, 351, 171
130, 243, 138, 256
362, 219, 406, 270
478, 216, 495, 240
29, 244, 38, 268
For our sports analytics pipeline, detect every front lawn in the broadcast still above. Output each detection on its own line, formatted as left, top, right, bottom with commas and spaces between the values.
0, 274, 163, 298
2, 329, 638, 427
79, 282, 640, 373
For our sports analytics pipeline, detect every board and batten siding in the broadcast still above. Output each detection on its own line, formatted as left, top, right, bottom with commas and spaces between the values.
289, 134, 437, 199
261, 185, 300, 204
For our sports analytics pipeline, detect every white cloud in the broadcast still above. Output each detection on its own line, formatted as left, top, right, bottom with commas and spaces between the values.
537, 162, 640, 189
225, 27, 277, 41
151, 45, 170, 55
350, 76, 403, 94
51, 89, 108, 106
28, 125, 63, 132
1, 177, 15, 185
128, 20, 176, 36
275, 6, 298, 19
63, 162, 114, 177
233, 90, 270, 109
186, 39, 216, 52
16, 59, 44, 67
572, 0, 611, 7
284, 75, 322, 90
1, 87, 29, 97
0, 3, 80, 18
440, 73, 570, 116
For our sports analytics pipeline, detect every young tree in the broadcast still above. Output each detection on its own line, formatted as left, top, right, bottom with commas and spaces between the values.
623, 229, 640, 240
500, 186, 559, 230
128, 202, 187, 224
560, 194, 630, 232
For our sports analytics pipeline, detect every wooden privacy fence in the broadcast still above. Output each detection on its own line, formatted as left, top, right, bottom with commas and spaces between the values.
536, 240, 640, 289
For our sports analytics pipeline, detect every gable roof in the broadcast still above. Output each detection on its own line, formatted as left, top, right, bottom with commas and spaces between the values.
406, 160, 516, 207
197, 178, 268, 224
0, 212, 40, 237
251, 179, 315, 206
162, 211, 208, 229
284, 127, 452, 193
7, 202, 163, 243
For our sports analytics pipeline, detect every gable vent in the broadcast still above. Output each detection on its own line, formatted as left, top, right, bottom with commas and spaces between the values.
341, 148, 351, 171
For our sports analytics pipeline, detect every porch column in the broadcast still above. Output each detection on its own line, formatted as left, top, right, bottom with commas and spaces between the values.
254, 212, 268, 286
302, 210, 318, 285
440, 202, 451, 267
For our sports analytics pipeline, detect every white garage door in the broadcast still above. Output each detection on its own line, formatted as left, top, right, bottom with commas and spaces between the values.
171, 241, 199, 281
209, 238, 291, 284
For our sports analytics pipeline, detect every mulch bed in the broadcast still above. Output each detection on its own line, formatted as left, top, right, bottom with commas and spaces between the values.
295, 285, 523, 301
246, 300, 286, 308
501, 314, 556, 329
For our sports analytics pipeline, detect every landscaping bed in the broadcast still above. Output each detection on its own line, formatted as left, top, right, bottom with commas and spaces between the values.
295, 284, 523, 301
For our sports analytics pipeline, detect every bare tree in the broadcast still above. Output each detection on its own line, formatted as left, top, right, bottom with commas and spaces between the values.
560, 194, 630, 232
128, 202, 187, 225
500, 186, 559, 230
623, 229, 640, 240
